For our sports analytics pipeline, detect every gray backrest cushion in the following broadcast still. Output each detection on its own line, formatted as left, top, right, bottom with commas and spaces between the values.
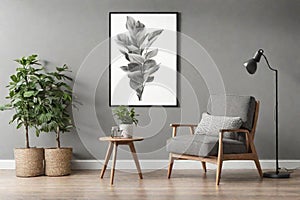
207, 95, 256, 130
195, 112, 243, 139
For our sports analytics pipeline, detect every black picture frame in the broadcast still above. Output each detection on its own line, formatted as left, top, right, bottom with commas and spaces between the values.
109, 12, 179, 107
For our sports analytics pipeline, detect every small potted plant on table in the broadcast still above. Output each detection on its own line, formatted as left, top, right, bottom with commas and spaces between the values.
38, 65, 74, 176
113, 106, 139, 138
0, 55, 46, 177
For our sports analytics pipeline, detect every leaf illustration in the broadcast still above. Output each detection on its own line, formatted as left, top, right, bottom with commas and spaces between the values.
146, 76, 154, 82
116, 33, 131, 46
148, 29, 163, 41
119, 49, 130, 61
119, 50, 130, 61
127, 45, 139, 52
128, 54, 145, 64
144, 37, 158, 50
126, 16, 136, 32
147, 64, 160, 75
115, 16, 164, 101
143, 59, 156, 70
128, 71, 144, 84
128, 62, 141, 72
130, 79, 143, 90
145, 49, 158, 59
137, 31, 148, 47
120, 66, 128, 72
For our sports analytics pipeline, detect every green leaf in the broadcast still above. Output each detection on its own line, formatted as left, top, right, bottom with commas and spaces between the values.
16, 122, 23, 129
10, 75, 18, 82
9, 91, 15, 97
23, 91, 35, 97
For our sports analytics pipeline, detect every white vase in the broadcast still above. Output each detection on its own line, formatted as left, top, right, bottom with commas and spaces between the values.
119, 124, 134, 138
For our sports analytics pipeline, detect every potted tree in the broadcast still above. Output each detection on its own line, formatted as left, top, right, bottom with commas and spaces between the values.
0, 55, 47, 177
113, 106, 139, 138
38, 64, 74, 176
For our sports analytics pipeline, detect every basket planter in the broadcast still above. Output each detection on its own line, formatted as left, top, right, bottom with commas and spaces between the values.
14, 148, 44, 177
45, 147, 72, 176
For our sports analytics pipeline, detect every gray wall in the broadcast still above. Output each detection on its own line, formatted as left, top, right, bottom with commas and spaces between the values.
0, 0, 299, 160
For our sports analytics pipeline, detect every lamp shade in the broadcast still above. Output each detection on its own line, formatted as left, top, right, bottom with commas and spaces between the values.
243, 49, 264, 74
243, 59, 257, 74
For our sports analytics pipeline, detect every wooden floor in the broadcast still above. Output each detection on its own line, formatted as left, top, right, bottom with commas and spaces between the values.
0, 169, 300, 200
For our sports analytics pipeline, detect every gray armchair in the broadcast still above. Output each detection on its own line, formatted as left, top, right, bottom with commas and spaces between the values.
166, 95, 263, 185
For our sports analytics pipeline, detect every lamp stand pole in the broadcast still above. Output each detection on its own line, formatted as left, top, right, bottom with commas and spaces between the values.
262, 55, 290, 178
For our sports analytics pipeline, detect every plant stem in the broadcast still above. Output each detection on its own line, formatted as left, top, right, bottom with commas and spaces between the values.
138, 87, 144, 101
25, 125, 29, 148
56, 126, 61, 148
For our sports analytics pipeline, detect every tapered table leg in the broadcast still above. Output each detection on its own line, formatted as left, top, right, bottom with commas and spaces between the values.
129, 142, 143, 179
100, 142, 113, 178
110, 142, 118, 185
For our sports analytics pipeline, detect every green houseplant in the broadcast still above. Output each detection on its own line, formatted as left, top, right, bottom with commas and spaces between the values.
0, 55, 48, 177
37, 64, 74, 176
113, 106, 138, 138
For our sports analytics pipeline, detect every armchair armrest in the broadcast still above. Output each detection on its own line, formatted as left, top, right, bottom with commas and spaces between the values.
170, 123, 198, 137
219, 129, 250, 134
219, 128, 251, 151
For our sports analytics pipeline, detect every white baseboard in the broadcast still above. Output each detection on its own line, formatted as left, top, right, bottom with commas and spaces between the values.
1, 159, 300, 170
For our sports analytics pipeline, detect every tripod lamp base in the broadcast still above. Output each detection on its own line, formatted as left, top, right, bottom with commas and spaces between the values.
263, 171, 290, 178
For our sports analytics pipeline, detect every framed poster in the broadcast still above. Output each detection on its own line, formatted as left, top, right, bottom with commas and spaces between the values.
109, 12, 178, 107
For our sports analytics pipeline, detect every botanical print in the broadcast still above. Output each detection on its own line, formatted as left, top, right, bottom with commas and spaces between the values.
115, 16, 163, 101
110, 12, 177, 107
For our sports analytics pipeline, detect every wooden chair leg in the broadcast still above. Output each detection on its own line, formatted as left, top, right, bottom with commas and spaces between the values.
201, 161, 207, 173
167, 153, 174, 179
254, 157, 263, 179
110, 142, 118, 185
100, 142, 113, 178
216, 134, 223, 186
216, 157, 223, 185
250, 142, 263, 179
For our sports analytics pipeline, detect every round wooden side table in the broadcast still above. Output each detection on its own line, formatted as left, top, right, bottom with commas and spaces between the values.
99, 136, 144, 185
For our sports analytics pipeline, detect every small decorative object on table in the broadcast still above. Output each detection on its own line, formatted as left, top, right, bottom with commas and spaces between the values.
111, 126, 123, 138
113, 106, 139, 138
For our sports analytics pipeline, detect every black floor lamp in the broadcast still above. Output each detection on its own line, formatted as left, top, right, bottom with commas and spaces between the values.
243, 49, 290, 178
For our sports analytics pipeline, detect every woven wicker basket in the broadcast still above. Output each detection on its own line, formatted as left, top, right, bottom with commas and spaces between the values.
45, 147, 72, 176
14, 148, 44, 177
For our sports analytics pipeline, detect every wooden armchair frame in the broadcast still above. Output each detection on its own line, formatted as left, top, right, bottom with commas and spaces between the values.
167, 101, 263, 185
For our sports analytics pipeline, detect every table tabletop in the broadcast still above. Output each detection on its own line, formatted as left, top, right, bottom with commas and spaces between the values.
99, 136, 144, 142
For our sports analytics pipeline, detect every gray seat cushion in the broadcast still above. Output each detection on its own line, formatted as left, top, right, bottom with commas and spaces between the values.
166, 134, 247, 157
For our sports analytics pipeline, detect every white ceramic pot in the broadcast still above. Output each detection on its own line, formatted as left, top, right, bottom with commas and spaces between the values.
119, 124, 134, 138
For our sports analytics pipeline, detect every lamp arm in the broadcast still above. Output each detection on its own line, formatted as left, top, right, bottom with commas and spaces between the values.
262, 54, 278, 72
